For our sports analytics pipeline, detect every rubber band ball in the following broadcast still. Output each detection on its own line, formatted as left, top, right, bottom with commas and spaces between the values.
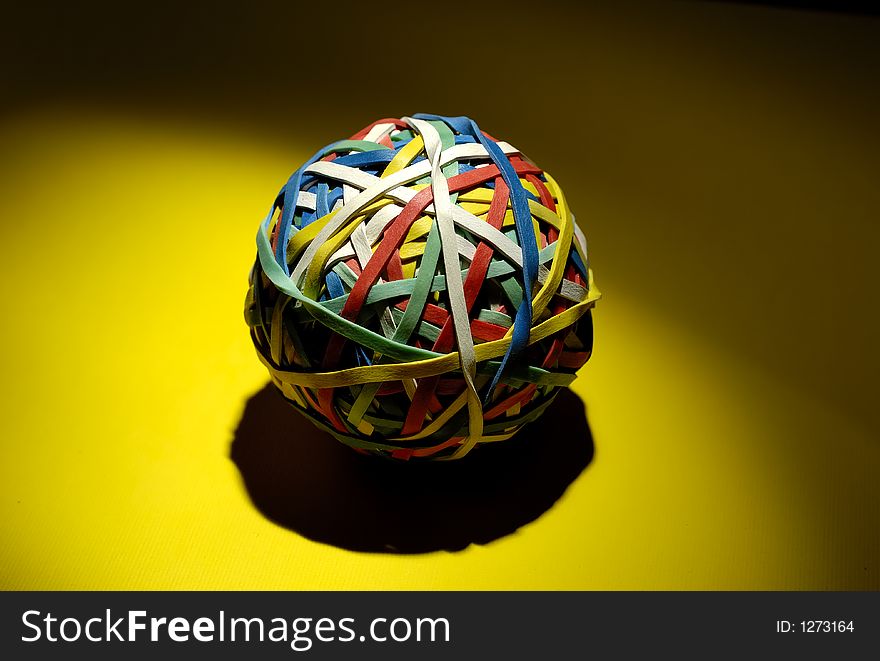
244, 114, 601, 461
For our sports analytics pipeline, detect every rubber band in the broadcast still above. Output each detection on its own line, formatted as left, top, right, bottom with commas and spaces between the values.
245, 114, 600, 460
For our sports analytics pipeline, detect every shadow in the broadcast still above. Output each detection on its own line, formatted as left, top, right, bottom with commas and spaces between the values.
230, 384, 594, 553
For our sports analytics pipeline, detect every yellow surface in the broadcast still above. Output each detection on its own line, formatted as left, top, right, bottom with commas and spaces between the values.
1, 2, 878, 590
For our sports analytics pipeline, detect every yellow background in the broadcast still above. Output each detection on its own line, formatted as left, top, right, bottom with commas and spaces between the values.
1, 1, 877, 589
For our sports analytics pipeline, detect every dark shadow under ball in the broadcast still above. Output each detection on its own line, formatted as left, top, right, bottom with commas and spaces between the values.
230, 383, 595, 553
